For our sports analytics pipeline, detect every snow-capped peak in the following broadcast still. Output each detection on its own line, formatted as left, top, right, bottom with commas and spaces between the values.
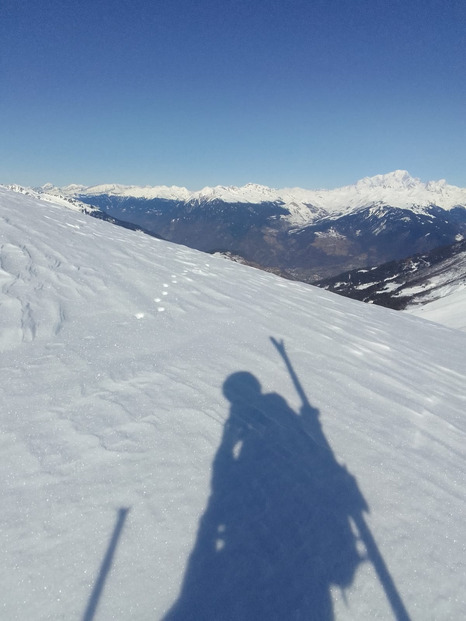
39, 182, 56, 192
190, 183, 279, 204
355, 170, 421, 190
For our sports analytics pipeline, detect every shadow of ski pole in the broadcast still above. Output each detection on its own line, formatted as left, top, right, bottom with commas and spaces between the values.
82, 507, 130, 621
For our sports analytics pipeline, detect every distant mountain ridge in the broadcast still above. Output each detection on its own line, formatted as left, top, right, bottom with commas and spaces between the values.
24, 172, 466, 282
38, 170, 466, 226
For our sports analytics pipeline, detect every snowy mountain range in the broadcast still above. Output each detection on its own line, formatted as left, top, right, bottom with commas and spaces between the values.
1, 184, 465, 620
38, 170, 466, 219
34, 171, 466, 282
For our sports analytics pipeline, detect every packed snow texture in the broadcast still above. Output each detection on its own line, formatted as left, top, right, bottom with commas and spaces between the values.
1, 186, 465, 620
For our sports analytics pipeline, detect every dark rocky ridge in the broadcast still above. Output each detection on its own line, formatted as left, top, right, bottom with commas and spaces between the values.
316, 239, 466, 310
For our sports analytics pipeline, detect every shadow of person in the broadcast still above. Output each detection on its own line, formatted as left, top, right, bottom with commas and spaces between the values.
164, 366, 370, 621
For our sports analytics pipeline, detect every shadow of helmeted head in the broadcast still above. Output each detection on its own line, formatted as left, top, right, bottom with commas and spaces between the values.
223, 372, 262, 404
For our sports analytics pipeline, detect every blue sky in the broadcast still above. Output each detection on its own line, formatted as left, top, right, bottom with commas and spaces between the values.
1, 0, 465, 189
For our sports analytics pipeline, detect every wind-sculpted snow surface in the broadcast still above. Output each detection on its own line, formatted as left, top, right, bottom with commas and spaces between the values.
1, 186, 465, 620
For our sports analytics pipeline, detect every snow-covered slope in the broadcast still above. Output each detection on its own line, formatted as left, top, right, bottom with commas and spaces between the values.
7, 184, 102, 214
1, 186, 465, 620
407, 286, 466, 330
42, 170, 466, 224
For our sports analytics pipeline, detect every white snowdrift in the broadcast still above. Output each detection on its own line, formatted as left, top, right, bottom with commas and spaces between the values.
1, 186, 465, 620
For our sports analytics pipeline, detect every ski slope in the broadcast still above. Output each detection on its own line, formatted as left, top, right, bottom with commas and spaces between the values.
1, 186, 465, 620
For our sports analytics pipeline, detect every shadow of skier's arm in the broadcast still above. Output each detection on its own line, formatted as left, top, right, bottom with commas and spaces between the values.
270, 337, 330, 451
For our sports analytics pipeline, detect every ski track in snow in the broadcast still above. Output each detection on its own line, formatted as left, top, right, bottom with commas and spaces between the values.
1, 186, 466, 620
